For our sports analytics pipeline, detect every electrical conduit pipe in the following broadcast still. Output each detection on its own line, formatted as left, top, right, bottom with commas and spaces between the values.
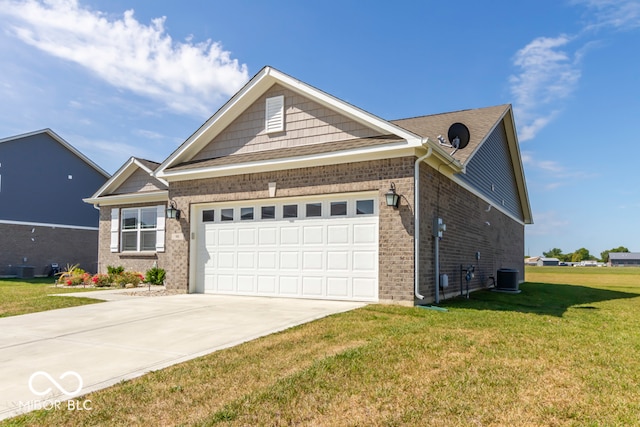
414, 144, 433, 300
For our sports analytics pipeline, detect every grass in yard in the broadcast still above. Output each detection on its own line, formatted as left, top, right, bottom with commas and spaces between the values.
4, 267, 640, 426
0, 278, 103, 318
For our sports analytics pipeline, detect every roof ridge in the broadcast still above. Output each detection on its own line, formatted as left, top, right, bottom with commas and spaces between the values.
390, 104, 510, 122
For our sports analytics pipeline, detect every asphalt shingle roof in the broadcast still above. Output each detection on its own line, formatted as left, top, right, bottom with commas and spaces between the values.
391, 104, 510, 165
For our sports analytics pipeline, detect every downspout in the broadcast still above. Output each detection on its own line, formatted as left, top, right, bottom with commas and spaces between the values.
414, 143, 433, 300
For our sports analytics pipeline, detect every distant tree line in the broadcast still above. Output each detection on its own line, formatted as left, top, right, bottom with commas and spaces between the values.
540, 246, 630, 263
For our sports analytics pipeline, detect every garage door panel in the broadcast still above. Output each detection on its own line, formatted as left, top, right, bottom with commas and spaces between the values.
237, 252, 255, 269
218, 229, 235, 245
218, 252, 235, 269
258, 276, 276, 293
353, 251, 376, 271
327, 277, 349, 297
217, 275, 235, 292
327, 225, 349, 244
205, 229, 217, 247
279, 276, 299, 295
280, 227, 299, 245
327, 251, 349, 270
259, 227, 277, 245
303, 226, 323, 244
280, 252, 299, 269
302, 277, 323, 296
258, 252, 277, 269
354, 224, 376, 244
303, 252, 323, 270
238, 228, 256, 245
237, 275, 255, 293
202, 252, 215, 268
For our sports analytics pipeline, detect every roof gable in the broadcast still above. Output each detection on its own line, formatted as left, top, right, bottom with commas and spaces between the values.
392, 105, 510, 166
394, 105, 532, 224
0, 128, 110, 179
190, 83, 386, 162
84, 157, 167, 205
156, 66, 423, 178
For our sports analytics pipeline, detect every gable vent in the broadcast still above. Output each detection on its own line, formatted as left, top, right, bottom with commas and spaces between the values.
265, 95, 284, 133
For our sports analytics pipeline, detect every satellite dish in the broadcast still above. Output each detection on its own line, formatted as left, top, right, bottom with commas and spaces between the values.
447, 123, 470, 150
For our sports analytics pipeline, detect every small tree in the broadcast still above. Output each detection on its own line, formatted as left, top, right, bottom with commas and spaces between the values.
543, 248, 568, 262
571, 247, 594, 263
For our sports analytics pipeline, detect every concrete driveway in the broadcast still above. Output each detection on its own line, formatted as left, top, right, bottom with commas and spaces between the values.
0, 292, 365, 420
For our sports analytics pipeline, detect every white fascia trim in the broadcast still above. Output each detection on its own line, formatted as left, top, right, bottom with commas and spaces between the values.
0, 219, 99, 231
83, 190, 168, 206
449, 174, 527, 226
160, 143, 417, 182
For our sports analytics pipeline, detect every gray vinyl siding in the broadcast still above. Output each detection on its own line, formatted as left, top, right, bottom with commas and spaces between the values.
0, 133, 107, 228
457, 121, 524, 221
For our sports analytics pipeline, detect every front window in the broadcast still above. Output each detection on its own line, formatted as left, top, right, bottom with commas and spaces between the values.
121, 207, 157, 251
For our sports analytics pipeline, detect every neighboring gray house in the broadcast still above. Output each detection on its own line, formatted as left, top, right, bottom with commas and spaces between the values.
608, 252, 640, 267
538, 257, 560, 266
86, 66, 532, 305
0, 129, 110, 277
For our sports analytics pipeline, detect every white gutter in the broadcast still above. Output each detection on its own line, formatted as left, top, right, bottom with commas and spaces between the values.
414, 143, 433, 300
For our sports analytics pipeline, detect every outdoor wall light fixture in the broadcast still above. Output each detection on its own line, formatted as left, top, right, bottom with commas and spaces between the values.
385, 182, 400, 208
166, 200, 181, 220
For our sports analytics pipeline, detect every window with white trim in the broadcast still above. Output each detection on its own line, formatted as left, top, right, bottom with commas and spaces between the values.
121, 207, 158, 252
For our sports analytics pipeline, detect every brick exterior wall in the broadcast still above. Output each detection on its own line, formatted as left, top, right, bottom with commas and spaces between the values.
166, 157, 416, 304
97, 202, 169, 276
0, 223, 98, 276
417, 163, 525, 302
96, 157, 525, 304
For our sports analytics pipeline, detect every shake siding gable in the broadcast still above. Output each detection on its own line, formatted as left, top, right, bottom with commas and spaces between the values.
457, 121, 524, 221
113, 167, 164, 194
191, 84, 382, 162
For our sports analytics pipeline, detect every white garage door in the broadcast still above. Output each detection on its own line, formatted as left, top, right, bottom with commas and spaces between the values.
192, 193, 378, 301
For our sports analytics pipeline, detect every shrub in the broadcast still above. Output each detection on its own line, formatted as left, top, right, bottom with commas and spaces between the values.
114, 271, 144, 288
107, 265, 125, 281
145, 267, 166, 286
91, 274, 111, 287
57, 263, 83, 286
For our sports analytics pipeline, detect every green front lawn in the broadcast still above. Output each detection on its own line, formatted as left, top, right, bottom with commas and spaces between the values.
5, 267, 640, 426
0, 278, 103, 318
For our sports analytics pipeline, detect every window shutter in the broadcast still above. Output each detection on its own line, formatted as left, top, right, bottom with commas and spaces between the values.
265, 95, 284, 133
110, 208, 119, 252
156, 205, 166, 252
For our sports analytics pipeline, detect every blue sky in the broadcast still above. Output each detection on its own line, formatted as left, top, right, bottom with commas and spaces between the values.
0, 0, 639, 258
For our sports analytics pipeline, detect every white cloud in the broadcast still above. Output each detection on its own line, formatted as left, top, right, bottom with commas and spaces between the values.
571, 0, 640, 31
509, 35, 582, 142
521, 150, 597, 191
0, 0, 249, 118
526, 210, 570, 236
133, 129, 165, 140
510, 1, 640, 142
